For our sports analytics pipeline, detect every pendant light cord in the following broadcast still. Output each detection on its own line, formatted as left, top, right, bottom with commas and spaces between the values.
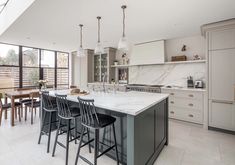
97, 16, 101, 43
122, 5, 127, 37
79, 24, 83, 48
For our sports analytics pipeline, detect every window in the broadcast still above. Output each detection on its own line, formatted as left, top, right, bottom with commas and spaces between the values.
41, 50, 55, 87
0, 43, 69, 90
57, 52, 69, 89
0, 43, 19, 89
22, 47, 39, 87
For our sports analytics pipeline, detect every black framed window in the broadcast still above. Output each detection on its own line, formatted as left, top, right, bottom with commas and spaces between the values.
40, 50, 55, 87
0, 43, 20, 89
22, 47, 40, 87
0, 43, 69, 90
56, 52, 69, 89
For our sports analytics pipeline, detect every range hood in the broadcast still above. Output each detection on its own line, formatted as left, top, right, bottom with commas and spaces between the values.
130, 40, 165, 66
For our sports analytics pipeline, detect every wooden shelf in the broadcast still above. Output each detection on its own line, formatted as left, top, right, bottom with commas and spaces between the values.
111, 64, 130, 68
164, 60, 206, 65
111, 60, 206, 67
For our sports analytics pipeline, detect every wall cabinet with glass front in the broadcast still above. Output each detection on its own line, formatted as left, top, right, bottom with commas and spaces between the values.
92, 47, 116, 83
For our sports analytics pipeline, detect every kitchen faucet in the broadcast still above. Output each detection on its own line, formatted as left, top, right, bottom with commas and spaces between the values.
102, 73, 106, 92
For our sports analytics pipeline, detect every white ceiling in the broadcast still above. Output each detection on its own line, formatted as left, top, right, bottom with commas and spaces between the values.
0, 0, 235, 52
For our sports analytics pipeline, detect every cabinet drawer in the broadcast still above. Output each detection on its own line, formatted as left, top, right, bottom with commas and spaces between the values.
169, 97, 203, 110
165, 90, 203, 100
169, 107, 203, 124
209, 29, 235, 50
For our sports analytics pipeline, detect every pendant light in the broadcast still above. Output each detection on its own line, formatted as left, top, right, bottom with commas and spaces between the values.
77, 24, 85, 57
118, 5, 129, 52
94, 16, 104, 54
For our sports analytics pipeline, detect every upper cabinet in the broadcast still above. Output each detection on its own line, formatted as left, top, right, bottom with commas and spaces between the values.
209, 29, 235, 50
130, 40, 165, 65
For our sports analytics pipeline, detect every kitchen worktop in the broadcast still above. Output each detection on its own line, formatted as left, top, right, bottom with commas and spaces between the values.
161, 86, 207, 92
49, 90, 169, 116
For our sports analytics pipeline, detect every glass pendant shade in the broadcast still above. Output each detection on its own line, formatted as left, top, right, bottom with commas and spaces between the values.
118, 36, 129, 52
77, 46, 85, 57
118, 5, 129, 52
95, 42, 104, 54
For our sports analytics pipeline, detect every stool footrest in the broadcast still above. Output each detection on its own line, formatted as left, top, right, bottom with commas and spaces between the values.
79, 155, 93, 165
97, 145, 115, 158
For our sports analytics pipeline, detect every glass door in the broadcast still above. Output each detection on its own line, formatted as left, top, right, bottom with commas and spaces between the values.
94, 54, 101, 82
101, 54, 108, 82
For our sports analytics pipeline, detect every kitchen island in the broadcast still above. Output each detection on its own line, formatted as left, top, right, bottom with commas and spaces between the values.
45, 90, 169, 165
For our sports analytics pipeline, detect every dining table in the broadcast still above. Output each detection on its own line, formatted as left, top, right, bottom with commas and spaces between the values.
5, 89, 40, 126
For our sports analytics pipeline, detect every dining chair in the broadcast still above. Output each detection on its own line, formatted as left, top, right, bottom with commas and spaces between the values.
15, 88, 36, 119
24, 92, 40, 124
0, 92, 22, 126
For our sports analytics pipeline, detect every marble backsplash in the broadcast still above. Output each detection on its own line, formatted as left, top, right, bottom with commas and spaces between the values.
129, 63, 206, 87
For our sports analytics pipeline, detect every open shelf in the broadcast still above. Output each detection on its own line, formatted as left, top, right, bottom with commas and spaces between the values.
111, 60, 206, 67
164, 60, 206, 65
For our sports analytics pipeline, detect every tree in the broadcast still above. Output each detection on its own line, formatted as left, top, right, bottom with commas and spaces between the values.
5, 49, 19, 65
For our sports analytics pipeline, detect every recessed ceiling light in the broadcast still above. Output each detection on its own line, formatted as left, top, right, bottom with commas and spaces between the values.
26, 37, 31, 40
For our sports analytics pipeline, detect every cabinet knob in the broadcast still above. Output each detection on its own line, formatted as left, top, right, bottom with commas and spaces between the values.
188, 103, 194, 107
170, 111, 174, 114
188, 114, 194, 117
170, 101, 174, 104
188, 94, 194, 97
170, 93, 174, 96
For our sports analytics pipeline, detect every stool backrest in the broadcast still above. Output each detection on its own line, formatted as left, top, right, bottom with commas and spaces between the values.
41, 91, 54, 110
55, 94, 71, 118
77, 97, 99, 126
0, 93, 3, 109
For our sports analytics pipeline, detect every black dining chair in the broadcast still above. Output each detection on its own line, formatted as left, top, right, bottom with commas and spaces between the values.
75, 97, 119, 165
38, 91, 58, 153
52, 94, 91, 165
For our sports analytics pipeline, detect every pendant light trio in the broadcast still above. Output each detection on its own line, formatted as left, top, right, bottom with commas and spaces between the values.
77, 5, 128, 57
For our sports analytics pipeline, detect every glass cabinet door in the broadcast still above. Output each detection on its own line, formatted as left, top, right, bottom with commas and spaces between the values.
94, 55, 101, 82
101, 54, 108, 81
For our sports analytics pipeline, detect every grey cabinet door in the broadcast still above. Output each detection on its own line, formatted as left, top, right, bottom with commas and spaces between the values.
134, 106, 155, 165
155, 101, 166, 149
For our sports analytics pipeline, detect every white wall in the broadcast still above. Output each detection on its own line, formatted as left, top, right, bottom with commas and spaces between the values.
128, 35, 206, 86
0, 0, 36, 36
165, 35, 206, 61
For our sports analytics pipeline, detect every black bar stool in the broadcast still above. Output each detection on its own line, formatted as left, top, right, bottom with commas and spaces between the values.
75, 97, 119, 165
38, 91, 58, 153
52, 94, 91, 165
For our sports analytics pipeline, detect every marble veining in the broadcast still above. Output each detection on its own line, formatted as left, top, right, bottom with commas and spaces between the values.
49, 90, 169, 116
129, 63, 206, 87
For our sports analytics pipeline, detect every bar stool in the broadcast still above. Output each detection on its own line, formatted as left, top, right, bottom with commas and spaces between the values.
52, 94, 91, 165
38, 91, 58, 153
75, 97, 119, 165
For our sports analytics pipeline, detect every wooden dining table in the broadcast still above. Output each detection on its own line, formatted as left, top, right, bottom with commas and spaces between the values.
5, 89, 40, 126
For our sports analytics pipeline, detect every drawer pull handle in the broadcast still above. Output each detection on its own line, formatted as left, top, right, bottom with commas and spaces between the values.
188, 114, 194, 117
188, 103, 194, 107
188, 94, 194, 97
170, 101, 174, 104
170, 111, 174, 114
170, 93, 174, 95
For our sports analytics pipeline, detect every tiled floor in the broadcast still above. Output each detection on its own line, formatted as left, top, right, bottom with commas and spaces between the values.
0, 113, 235, 165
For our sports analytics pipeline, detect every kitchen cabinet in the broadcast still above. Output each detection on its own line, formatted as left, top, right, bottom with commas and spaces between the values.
209, 49, 235, 101
92, 48, 116, 83
209, 28, 235, 50
161, 88, 205, 124
209, 100, 235, 131
201, 19, 235, 132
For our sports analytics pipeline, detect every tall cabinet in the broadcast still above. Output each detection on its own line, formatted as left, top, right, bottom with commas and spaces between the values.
92, 47, 116, 82
201, 19, 235, 131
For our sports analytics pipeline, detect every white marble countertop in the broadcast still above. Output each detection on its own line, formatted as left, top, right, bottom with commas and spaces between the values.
49, 90, 169, 116
161, 86, 206, 92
